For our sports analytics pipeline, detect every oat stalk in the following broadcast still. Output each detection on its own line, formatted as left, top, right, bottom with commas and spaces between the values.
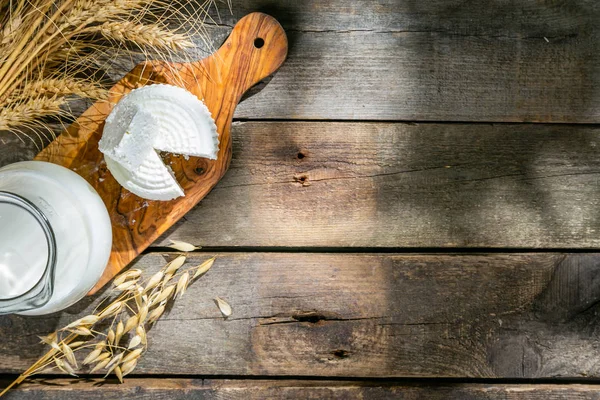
0, 247, 217, 397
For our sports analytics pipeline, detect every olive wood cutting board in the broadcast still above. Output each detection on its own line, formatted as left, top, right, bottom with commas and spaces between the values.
35, 12, 288, 294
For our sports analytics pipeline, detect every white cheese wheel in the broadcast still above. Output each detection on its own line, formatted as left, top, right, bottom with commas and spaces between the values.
99, 84, 219, 201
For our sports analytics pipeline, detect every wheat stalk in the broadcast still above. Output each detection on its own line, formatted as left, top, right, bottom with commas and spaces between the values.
0, 0, 211, 142
0, 97, 66, 132
18, 79, 108, 101
92, 21, 195, 52
0, 247, 218, 397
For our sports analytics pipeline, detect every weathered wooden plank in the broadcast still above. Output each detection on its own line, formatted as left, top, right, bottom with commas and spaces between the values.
5, 121, 600, 248
222, 0, 600, 122
159, 121, 600, 248
4, 379, 600, 400
218, 0, 595, 37
2, 252, 600, 378
3, 0, 600, 126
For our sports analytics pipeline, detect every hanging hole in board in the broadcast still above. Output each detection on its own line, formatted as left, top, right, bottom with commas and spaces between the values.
254, 38, 265, 48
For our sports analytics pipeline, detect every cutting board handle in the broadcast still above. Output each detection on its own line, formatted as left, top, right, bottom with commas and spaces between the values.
195, 12, 288, 105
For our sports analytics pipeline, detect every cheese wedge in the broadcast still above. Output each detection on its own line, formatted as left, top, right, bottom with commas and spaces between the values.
99, 84, 219, 201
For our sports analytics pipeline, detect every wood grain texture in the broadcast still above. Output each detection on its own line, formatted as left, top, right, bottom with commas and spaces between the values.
3, 252, 600, 378
34, 13, 287, 292
8, 121, 600, 249
1, 0, 597, 126
221, 0, 600, 122
155, 121, 600, 249
4, 380, 600, 399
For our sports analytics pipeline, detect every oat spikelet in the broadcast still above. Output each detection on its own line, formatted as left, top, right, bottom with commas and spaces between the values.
61, 344, 77, 368
193, 257, 216, 279
114, 365, 124, 383
83, 348, 103, 365
153, 284, 175, 305
114, 269, 142, 286
116, 281, 137, 292
115, 321, 125, 344
38, 332, 57, 346
127, 335, 142, 349
105, 353, 124, 375
90, 358, 111, 373
65, 315, 99, 329
136, 325, 147, 346
123, 315, 139, 334
69, 327, 93, 336
168, 240, 200, 252
214, 297, 232, 317
146, 304, 165, 324
165, 255, 186, 275
121, 359, 137, 376
107, 329, 116, 345
55, 358, 77, 377
175, 271, 190, 298
3, 246, 219, 394
144, 271, 164, 293
138, 304, 149, 324
98, 302, 122, 319
122, 348, 143, 364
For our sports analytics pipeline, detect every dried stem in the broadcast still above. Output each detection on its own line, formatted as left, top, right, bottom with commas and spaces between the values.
0, 248, 217, 397
0, 0, 214, 142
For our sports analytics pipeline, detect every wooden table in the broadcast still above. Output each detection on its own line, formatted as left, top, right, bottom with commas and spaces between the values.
3, 1, 600, 398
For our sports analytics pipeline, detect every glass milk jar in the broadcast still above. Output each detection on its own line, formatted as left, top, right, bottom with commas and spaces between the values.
0, 161, 112, 315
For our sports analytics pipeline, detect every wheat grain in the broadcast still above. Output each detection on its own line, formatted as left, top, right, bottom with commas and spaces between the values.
0, 0, 207, 144
0, 97, 65, 131
18, 78, 106, 100
94, 21, 194, 51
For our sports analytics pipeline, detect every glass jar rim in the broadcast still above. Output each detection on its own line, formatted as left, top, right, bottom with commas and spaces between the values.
0, 191, 56, 310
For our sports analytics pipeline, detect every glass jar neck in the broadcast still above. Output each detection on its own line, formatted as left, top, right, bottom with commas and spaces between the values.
0, 191, 56, 314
